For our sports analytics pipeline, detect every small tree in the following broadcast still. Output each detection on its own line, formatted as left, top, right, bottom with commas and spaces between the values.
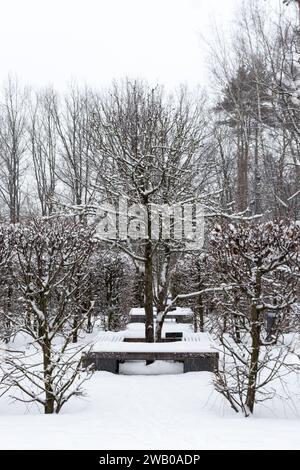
2, 219, 95, 414
210, 220, 299, 415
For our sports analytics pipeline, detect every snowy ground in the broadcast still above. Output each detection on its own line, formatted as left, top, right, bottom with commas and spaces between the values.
0, 322, 300, 450
119, 360, 184, 375
0, 370, 300, 450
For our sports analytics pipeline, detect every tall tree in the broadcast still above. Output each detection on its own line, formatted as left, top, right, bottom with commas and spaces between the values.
0, 78, 27, 223
28, 89, 57, 216
90, 80, 211, 342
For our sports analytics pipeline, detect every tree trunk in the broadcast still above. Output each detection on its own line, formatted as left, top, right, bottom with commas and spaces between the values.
233, 314, 241, 343
144, 238, 154, 342
73, 273, 84, 342
72, 316, 79, 343
154, 247, 171, 341
134, 267, 145, 308
253, 125, 262, 215
42, 337, 55, 414
144, 204, 154, 343
245, 304, 260, 414
155, 314, 164, 342
86, 310, 93, 333
236, 126, 249, 212
195, 293, 204, 333
245, 266, 262, 414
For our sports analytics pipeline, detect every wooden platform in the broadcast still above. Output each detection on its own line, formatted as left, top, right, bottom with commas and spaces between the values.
82, 350, 219, 373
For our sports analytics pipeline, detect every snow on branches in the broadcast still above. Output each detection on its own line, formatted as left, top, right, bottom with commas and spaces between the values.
209, 219, 300, 415
1, 219, 96, 414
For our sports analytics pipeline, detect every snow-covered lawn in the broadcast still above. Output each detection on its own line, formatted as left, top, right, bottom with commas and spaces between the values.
0, 323, 300, 450
0, 367, 300, 449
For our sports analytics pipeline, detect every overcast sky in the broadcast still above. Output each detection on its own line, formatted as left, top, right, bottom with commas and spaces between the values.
0, 0, 284, 91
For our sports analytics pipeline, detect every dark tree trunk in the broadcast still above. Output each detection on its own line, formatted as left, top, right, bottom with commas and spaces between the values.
245, 305, 260, 414
233, 314, 241, 343
245, 267, 262, 414
41, 334, 55, 414
134, 267, 145, 308
253, 125, 262, 215
72, 316, 79, 343
236, 127, 249, 212
154, 245, 171, 342
195, 293, 204, 333
155, 315, 164, 342
144, 203, 154, 342
144, 238, 154, 343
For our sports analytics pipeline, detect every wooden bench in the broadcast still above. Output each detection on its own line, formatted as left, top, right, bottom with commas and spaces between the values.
129, 307, 194, 324
82, 350, 219, 374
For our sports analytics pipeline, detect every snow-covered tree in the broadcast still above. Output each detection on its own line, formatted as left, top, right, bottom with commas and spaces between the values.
90, 80, 213, 342
210, 220, 300, 415
2, 219, 95, 414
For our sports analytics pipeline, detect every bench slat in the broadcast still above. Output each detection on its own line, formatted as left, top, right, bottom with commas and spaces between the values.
82, 351, 219, 373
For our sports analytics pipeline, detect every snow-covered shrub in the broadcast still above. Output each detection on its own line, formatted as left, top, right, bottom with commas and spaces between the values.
1, 219, 96, 414
210, 220, 300, 415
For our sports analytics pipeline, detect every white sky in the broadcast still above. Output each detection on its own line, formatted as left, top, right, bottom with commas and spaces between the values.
0, 0, 281, 92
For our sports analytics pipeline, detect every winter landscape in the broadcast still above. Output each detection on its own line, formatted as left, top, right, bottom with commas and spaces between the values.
0, 0, 300, 453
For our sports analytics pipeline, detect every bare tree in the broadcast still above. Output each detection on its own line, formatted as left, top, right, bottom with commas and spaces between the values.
0, 78, 27, 223
90, 80, 213, 342
52, 85, 94, 209
28, 89, 57, 216
1, 219, 95, 414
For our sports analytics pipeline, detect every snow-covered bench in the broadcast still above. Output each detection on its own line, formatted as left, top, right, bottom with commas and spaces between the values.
129, 307, 193, 323
95, 333, 124, 342
82, 338, 218, 374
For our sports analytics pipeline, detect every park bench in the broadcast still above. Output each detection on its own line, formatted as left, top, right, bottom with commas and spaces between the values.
129, 307, 194, 324
82, 341, 218, 374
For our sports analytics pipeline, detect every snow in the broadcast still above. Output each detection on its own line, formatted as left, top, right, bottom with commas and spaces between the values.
172, 307, 193, 316
119, 360, 184, 375
129, 306, 193, 317
106, 320, 193, 339
29, 300, 45, 322
0, 371, 300, 450
90, 323, 215, 351
0, 325, 300, 450
129, 307, 147, 316
91, 336, 214, 353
